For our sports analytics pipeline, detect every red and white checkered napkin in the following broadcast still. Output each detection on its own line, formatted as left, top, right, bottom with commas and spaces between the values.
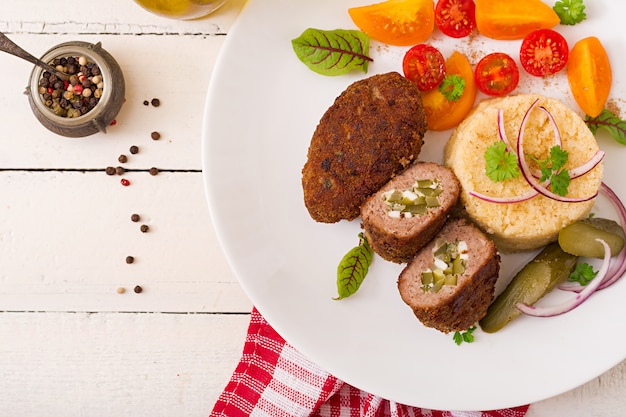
210, 308, 529, 417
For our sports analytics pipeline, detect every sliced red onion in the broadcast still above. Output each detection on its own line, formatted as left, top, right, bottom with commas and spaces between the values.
471, 103, 604, 204
469, 189, 538, 204
516, 100, 598, 203
597, 182, 626, 290
558, 182, 626, 293
538, 105, 562, 148
497, 108, 516, 154
516, 239, 611, 317
557, 281, 585, 292
568, 150, 605, 179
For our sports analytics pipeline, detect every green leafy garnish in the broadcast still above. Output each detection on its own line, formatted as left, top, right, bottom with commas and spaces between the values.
292, 28, 373, 76
568, 262, 598, 286
531, 146, 571, 196
586, 108, 626, 145
453, 326, 476, 345
485, 141, 521, 182
438, 74, 466, 102
334, 233, 373, 300
553, 0, 587, 25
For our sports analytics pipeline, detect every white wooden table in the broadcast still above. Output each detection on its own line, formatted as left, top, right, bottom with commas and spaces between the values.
0, 1, 624, 416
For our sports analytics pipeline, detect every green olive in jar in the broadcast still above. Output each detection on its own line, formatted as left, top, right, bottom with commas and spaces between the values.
558, 218, 625, 258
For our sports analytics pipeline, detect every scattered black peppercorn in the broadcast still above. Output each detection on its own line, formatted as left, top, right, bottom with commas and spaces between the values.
134, 285, 143, 293
150, 131, 160, 140
105, 166, 116, 176
125, 256, 134, 264
140, 224, 149, 233
131, 213, 140, 222
149, 167, 159, 176
150, 98, 160, 107
115, 166, 125, 175
118, 154, 128, 163
129, 145, 139, 154
143, 100, 149, 106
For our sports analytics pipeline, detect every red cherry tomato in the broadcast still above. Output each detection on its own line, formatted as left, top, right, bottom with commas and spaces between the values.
474, 52, 520, 96
519, 29, 569, 77
435, 0, 476, 38
402, 44, 446, 91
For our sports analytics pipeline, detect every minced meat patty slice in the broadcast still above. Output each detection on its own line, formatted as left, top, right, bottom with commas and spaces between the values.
398, 218, 500, 333
361, 162, 461, 263
302, 72, 427, 223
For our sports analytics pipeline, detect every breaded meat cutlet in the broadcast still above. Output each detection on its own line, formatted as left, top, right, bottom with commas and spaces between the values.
302, 72, 427, 223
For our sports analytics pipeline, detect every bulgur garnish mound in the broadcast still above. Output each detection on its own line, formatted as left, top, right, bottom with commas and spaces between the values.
444, 94, 603, 252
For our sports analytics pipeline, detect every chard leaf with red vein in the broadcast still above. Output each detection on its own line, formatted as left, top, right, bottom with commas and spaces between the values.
586, 108, 626, 145
334, 233, 373, 300
292, 28, 373, 76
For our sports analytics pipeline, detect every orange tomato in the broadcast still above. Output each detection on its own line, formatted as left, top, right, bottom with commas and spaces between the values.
348, 0, 435, 46
421, 51, 477, 131
475, 0, 560, 40
567, 37, 612, 118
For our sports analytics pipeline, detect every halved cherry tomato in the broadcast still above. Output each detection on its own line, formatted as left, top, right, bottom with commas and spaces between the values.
422, 51, 477, 131
567, 37, 612, 118
475, 0, 560, 40
475, 52, 520, 96
403, 44, 446, 91
520, 29, 569, 77
348, 0, 435, 46
435, 0, 476, 38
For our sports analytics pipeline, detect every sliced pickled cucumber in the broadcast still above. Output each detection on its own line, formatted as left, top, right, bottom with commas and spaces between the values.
479, 243, 577, 333
558, 217, 625, 259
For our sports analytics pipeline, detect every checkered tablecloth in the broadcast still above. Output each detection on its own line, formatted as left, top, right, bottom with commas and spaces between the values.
210, 308, 529, 417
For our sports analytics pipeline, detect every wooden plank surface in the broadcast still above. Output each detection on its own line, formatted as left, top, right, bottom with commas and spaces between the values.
0, 311, 250, 417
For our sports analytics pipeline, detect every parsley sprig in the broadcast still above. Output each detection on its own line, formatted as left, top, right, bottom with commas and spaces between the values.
438, 74, 466, 102
453, 326, 476, 345
485, 141, 520, 182
568, 262, 598, 286
553, 0, 587, 25
530, 146, 571, 196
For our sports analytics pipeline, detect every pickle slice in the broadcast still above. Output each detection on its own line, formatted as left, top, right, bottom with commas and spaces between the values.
558, 217, 625, 259
479, 243, 577, 333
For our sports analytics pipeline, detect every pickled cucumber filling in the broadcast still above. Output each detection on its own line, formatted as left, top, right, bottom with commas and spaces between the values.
381, 179, 442, 218
421, 240, 468, 293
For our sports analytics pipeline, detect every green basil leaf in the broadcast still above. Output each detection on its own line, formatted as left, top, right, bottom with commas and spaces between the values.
334, 233, 373, 300
585, 108, 626, 145
292, 28, 373, 76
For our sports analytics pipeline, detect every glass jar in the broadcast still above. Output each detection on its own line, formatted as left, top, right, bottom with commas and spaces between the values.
133, 0, 228, 20
25, 41, 125, 138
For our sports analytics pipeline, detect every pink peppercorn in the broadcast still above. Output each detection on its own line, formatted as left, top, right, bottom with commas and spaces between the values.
73, 84, 83, 94
121, 178, 130, 186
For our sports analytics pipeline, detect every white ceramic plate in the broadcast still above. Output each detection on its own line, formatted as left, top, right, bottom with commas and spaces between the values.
202, 0, 626, 410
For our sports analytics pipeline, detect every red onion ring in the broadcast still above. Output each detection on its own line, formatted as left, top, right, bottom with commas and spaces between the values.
469, 189, 538, 203
473, 102, 603, 204
568, 150, 605, 179
516, 239, 611, 317
538, 105, 562, 148
559, 182, 626, 292
597, 182, 626, 290
516, 99, 598, 203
